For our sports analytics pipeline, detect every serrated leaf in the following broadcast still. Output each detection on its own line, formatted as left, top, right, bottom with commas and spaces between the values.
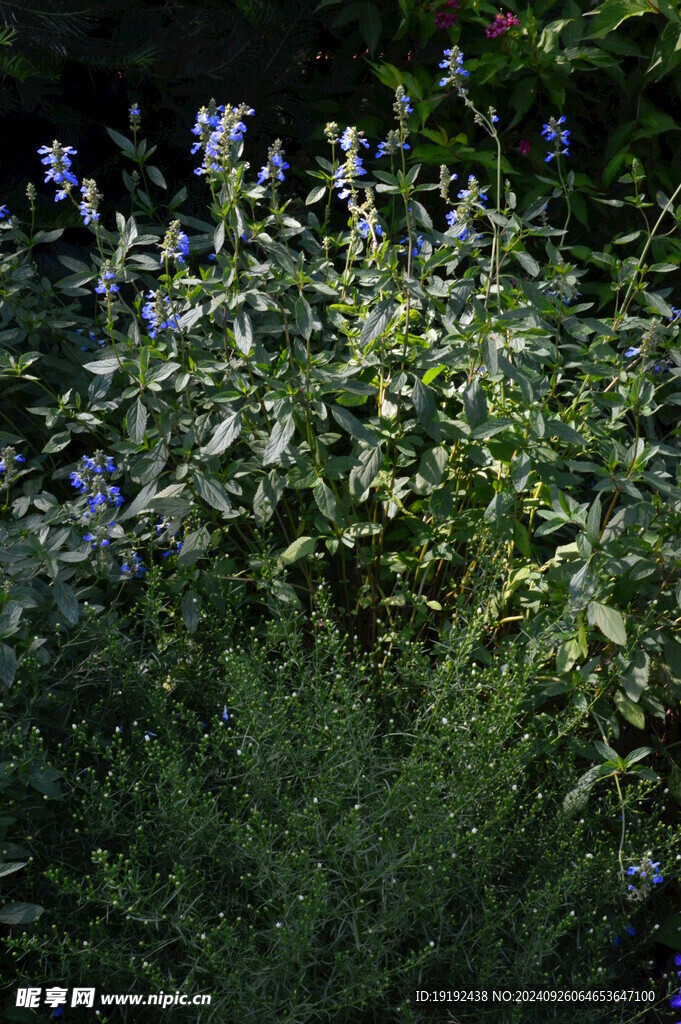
234, 309, 253, 355
84, 357, 123, 375
622, 650, 649, 702
416, 447, 447, 492
53, 582, 78, 625
359, 299, 397, 347
511, 451, 531, 493
481, 336, 498, 374
200, 412, 241, 456
253, 471, 285, 525
263, 415, 295, 467
588, 601, 627, 646
349, 446, 382, 499
462, 379, 488, 428
614, 691, 646, 729
127, 397, 148, 443
516, 250, 540, 277
313, 479, 341, 522
331, 406, 378, 446
194, 473, 232, 513
280, 535, 316, 565
412, 376, 436, 425
176, 528, 210, 568
295, 296, 313, 341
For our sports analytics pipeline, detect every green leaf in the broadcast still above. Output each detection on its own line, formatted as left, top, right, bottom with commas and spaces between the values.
176, 528, 210, 568
614, 691, 645, 729
295, 297, 313, 341
623, 746, 653, 766
331, 406, 378, 446
106, 126, 136, 157
587, 601, 627, 646
462, 379, 487, 428
481, 336, 498, 375
29, 764, 63, 798
280, 536, 316, 565
584, 0, 651, 39
516, 250, 540, 277
181, 591, 200, 633
83, 357, 123, 375
411, 376, 436, 426
214, 222, 225, 254
359, 299, 397, 347
146, 165, 167, 189
127, 397, 148, 444
511, 452, 531, 493
656, 912, 681, 948
313, 479, 341, 522
622, 650, 649, 702
263, 416, 295, 467
416, 447, 448, 492
0, 862, 26, 878
54, 581, 79, 626
306, 185, 327, 205
234, 309, 253, 355
0, 643, 16, 687
253, 471, 285, 525
0, 902, 44, 925
359, 1, 382, 55
193, 472, 232, 513
200, 412, 241, 456
349, 446, 382, 498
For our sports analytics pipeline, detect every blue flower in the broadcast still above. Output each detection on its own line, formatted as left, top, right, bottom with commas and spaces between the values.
624, 347, 640, 358
626, 865, 638, 875
79, 179, 102, 226
671, 994, 681, 1010
613, 935, 621, 947
222, 705, 229, 723
438, 47, 470, 89
340, 127, 369, 152
160, 220, 190, 264
0, 204, 8, 219
37, 141, 78, 200
542, 116, 569, 162
50, 1010, 64, 1020
95, 269, 120, 296
257, 140, 290, 185
671, 307, 680, 320
141, 291, 178, 339
122, 552, 146, 578
624, 925, 635, 937
357, 219, 383, 239
129, 102, 141, 127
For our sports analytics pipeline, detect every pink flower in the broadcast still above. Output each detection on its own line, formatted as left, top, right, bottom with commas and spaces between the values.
518, 139, 531, 156
434, 0, 459, 29
486, 10, 519, 38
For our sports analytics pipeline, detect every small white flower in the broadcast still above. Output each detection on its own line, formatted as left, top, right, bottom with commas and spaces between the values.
276, 921, 282, 928
471, 827, 478, 834
442, 717, 448, 725
313, 797, 318, 804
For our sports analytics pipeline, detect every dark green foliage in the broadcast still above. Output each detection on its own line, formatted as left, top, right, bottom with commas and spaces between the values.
2, 590, 677, 1021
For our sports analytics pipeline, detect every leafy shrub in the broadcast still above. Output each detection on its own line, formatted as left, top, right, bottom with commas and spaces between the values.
1, 48, 680, 740
3, 590, 677, 1022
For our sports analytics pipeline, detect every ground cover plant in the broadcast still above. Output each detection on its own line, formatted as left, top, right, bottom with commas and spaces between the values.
1, 24, 681, 1024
